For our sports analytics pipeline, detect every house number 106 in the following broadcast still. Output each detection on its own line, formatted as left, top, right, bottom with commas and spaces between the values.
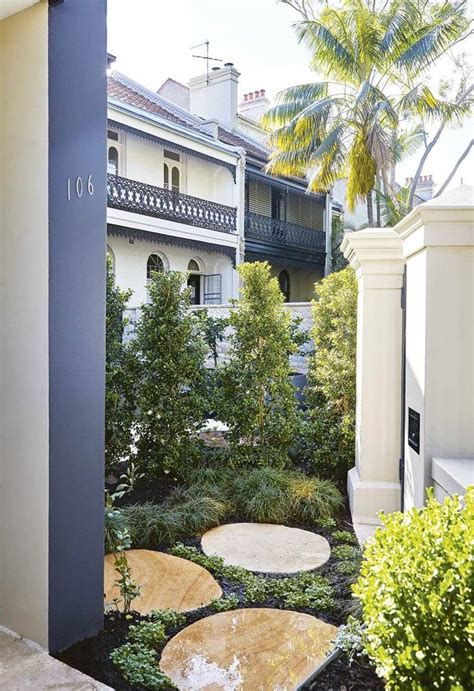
67, 174, 94, 200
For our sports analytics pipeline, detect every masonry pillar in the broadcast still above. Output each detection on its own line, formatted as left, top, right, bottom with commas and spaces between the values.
341, 230, 405, 524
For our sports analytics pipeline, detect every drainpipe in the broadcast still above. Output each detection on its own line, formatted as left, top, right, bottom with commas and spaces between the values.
324, 192, 332, 276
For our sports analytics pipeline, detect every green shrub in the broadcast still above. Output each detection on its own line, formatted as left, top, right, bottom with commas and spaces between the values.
110, 643, 173, 689
122, 491, 227, 549
132, 270, 207, 477
332, 529, 357, 544
335, 560, 361, 577
149, 609, 186, 631
218, 262, 300, 464
210, 594, 240, 612
231, 467, 342, 524
127, 621, 167, 647
303, 267, 357, 484
354, 488, 474, 690
332, 544, 361, 561
105, 257, 135, 472
169, 543, 224, 573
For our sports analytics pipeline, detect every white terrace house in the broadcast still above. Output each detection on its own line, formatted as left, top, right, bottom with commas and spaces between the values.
107, 59, 331, 309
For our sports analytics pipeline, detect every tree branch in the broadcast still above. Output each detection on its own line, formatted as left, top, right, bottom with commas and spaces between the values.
434, 139, 474, 197
408, 84, 473, 209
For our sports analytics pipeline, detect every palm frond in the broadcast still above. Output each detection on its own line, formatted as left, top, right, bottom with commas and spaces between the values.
296, 19, 357, 82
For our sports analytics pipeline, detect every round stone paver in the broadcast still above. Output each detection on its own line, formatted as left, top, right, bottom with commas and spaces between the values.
104, 549, 222, 614
201, 523, 331, 573
160, 608, 338, 690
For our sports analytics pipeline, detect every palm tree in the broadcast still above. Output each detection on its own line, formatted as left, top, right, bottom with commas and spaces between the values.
264, 0, 470, 225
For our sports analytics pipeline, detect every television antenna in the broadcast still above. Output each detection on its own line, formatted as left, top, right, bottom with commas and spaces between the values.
191, 41, 223, 85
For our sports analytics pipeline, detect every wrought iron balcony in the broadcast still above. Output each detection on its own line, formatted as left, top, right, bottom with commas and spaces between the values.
107, 174, 237, 234
245, 212, 325, 252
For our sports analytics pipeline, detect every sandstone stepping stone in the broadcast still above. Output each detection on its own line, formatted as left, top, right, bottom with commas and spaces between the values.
104, 549, 222, 614
201, 523, 331, 573
160, 608, 337, 690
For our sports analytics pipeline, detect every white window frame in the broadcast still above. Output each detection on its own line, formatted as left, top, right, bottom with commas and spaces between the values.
163, 149, 185, 194
107, 128, 124, 176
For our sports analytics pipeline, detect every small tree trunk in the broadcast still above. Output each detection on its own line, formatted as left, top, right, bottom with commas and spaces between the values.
366, 191, 374, 226
376, 177, 382, 227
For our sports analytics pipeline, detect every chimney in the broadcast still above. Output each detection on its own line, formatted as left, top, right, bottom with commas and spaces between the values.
188, 62, 240, 129
239, 88, 270, 123
415, 173, 435, 201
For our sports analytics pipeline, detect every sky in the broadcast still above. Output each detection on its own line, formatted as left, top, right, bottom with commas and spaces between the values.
108, 0, 474, 192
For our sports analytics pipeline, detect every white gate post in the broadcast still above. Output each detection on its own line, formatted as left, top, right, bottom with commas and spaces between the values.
341, 229, 405, 524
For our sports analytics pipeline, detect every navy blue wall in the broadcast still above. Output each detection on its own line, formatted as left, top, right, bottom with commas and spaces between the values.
48, 0, 107, 652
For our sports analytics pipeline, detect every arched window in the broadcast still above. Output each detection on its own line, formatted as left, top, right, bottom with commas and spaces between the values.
108, 146, 119, 176
163, 163, 169, 189
146, 253, 164, 283
106, 245, 115, 273
278, 270, 290, 302
187, 259, 200, 273
171, 166, 180, 193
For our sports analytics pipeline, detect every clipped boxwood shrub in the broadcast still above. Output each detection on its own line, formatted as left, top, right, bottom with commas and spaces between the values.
354, 488, 474, 690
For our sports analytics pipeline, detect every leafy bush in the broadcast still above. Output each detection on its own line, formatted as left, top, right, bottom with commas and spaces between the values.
104, 491, 131, 554
105, 257, 135, 472
353, 489, 474, 689
132, 271, 207, 477
110, 643, 171, 689
218, 262, 300, 464
303, 267, 357, 484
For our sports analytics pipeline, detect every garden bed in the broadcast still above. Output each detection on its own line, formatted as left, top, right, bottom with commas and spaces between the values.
57, 503, 383, 690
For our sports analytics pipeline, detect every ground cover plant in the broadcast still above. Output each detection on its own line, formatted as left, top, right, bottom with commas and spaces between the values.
354, 488, 474, 690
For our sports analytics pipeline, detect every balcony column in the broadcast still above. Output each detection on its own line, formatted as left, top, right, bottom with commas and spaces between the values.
234, 149, 246, 297
341, 229, 405, 524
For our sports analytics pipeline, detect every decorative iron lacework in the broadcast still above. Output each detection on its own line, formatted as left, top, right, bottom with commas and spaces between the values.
108, 119, 237, 181
244, 249, 324, 271
107, 174, 237, 234
107, 224, 237, 266
245, 212, 326, 252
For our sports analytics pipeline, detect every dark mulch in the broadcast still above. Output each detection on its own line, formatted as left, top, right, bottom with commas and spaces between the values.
304, 655, 385, 690
62, 467, 383, 690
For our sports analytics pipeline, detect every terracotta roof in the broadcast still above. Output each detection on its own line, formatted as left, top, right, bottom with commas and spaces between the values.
107, 72, 206, 134
217, 127, 268, 161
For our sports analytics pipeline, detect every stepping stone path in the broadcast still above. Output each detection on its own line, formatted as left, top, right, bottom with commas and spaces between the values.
104, 549, 222, 614
201, 523, 331, 573
160, 608, 338, 690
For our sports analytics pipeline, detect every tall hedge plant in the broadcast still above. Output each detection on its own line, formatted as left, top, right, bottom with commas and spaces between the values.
219, 262, 299, 464
304, 267, 357, 483
132, 271, 207, 477
105, 257, 135, 473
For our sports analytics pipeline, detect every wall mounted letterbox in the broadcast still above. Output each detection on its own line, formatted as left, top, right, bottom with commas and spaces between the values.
408, 408, 420, 454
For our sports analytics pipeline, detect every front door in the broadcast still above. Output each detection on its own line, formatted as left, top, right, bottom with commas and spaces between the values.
187, 274, 201, 305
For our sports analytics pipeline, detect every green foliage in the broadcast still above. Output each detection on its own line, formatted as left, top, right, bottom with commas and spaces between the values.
265, 0, 471, 220
110, 644, 172, 689
210, 595, 240, 612
104, 490, 131, 554
268, 572, 336, 611
149, 609, 186, 631
169, 543, 224, 572
127, 621, 167, 647
132, 270, 207, 477
335, 615, 367, 663
332, 544, 361, 561
231, 466, 342, 523
354, 488, 474, 689
332, 530, 357, 544
122, 492, 227, 549
303, 267, 357, 484
335, 560, 360, 577
219, 262, 300, 464
111, 552, 141, 615
195, 310, 229, 368
105, 257, 135, 472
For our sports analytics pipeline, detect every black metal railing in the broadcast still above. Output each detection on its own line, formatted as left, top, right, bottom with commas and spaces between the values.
107, 174, 237, 234
245, 212, 325, 252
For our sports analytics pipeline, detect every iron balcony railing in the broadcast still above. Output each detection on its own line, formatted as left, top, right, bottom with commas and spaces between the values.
245, 211, 326, 252
107, 174, 237, 234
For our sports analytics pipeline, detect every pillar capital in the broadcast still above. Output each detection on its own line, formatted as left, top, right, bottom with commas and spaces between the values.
341, 228, 405, 278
